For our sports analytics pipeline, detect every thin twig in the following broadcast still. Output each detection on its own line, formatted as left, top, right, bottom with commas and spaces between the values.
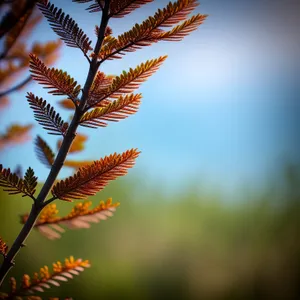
0, 76, 32, 99
42, 196, 57, 207
84, 52, 91, 63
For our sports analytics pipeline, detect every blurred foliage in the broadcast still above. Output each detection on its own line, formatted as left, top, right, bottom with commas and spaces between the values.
0, 2, 61, 151
0, 165, 300, 299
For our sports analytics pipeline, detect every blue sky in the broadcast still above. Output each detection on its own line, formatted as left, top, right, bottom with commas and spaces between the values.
1, 0, 300, 195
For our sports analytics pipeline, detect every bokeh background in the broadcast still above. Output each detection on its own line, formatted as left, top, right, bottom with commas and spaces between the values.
1, 0, 300, 299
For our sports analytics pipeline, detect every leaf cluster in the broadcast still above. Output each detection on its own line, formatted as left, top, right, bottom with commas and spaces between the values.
0, 256, 89, 299
27, 93, 68, 136
37, 1, 92, 55
52, 149, 140, 201
21, 198, 119, 239
95, 0, 207, 61
0, 0, 206, 297
0, 2, 62, 151
0, 166, 37, 199
29, 54, 81, 99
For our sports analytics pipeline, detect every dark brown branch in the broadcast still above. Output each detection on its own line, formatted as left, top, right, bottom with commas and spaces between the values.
0, 0, 111, 287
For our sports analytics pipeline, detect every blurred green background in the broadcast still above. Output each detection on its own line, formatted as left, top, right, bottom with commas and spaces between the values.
1, 165, 300, 299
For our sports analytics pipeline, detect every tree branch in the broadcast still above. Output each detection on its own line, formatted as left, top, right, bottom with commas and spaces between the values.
0, 0, 111, 287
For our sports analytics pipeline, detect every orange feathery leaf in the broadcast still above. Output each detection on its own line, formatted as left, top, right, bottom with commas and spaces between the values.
150, 0, 199, 28
0, 236, 8, 257
97, 0, 206, 61
21, 198, 119, 239
109, 0, 154, 18
27, 92, 69, 136
57, 133, 87, 154
29, 54, 81, 99
73, 0, 153, 17
51, 149, 140, 201
0, 124, 32, 150
35, 136, 55, 168
0, 165, 37, 198
88, 56, 166, 107
152, 14, 207, 41
88, 71, 115, 103
5, 256, 90, 298
81, 93, 141, 128
95, 25, 113, 37
106, 56, 166, 97
104, 26, 113, 36
37, 0, 92, 54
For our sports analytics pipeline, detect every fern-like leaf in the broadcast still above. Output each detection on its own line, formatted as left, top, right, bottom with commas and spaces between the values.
97, 0, 207, 61
151, 0, 199, 28
37, 0, 92, 54
0, 236, 8, 257
73, 0, 153, 17
5, 256, 90, 298
109, 0, 153, 18
27, 92, 69, 136
21, 198, 119, 240
152, 14, 207, 41
81, 93, 141, 128
88, 56, 166, 107
88, 71, 115, 103
29, 54, 81, 99
0, 165, 37, 198
51, 149, 140, 201
106, 56, 166, 98
35, 136, 55, 168
24, 167, 38, 196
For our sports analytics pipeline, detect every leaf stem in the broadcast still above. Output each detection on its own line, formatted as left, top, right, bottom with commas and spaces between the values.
0, 0, 111, 287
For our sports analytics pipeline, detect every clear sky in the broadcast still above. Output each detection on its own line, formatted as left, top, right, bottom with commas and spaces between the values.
1, 0, 300, 196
